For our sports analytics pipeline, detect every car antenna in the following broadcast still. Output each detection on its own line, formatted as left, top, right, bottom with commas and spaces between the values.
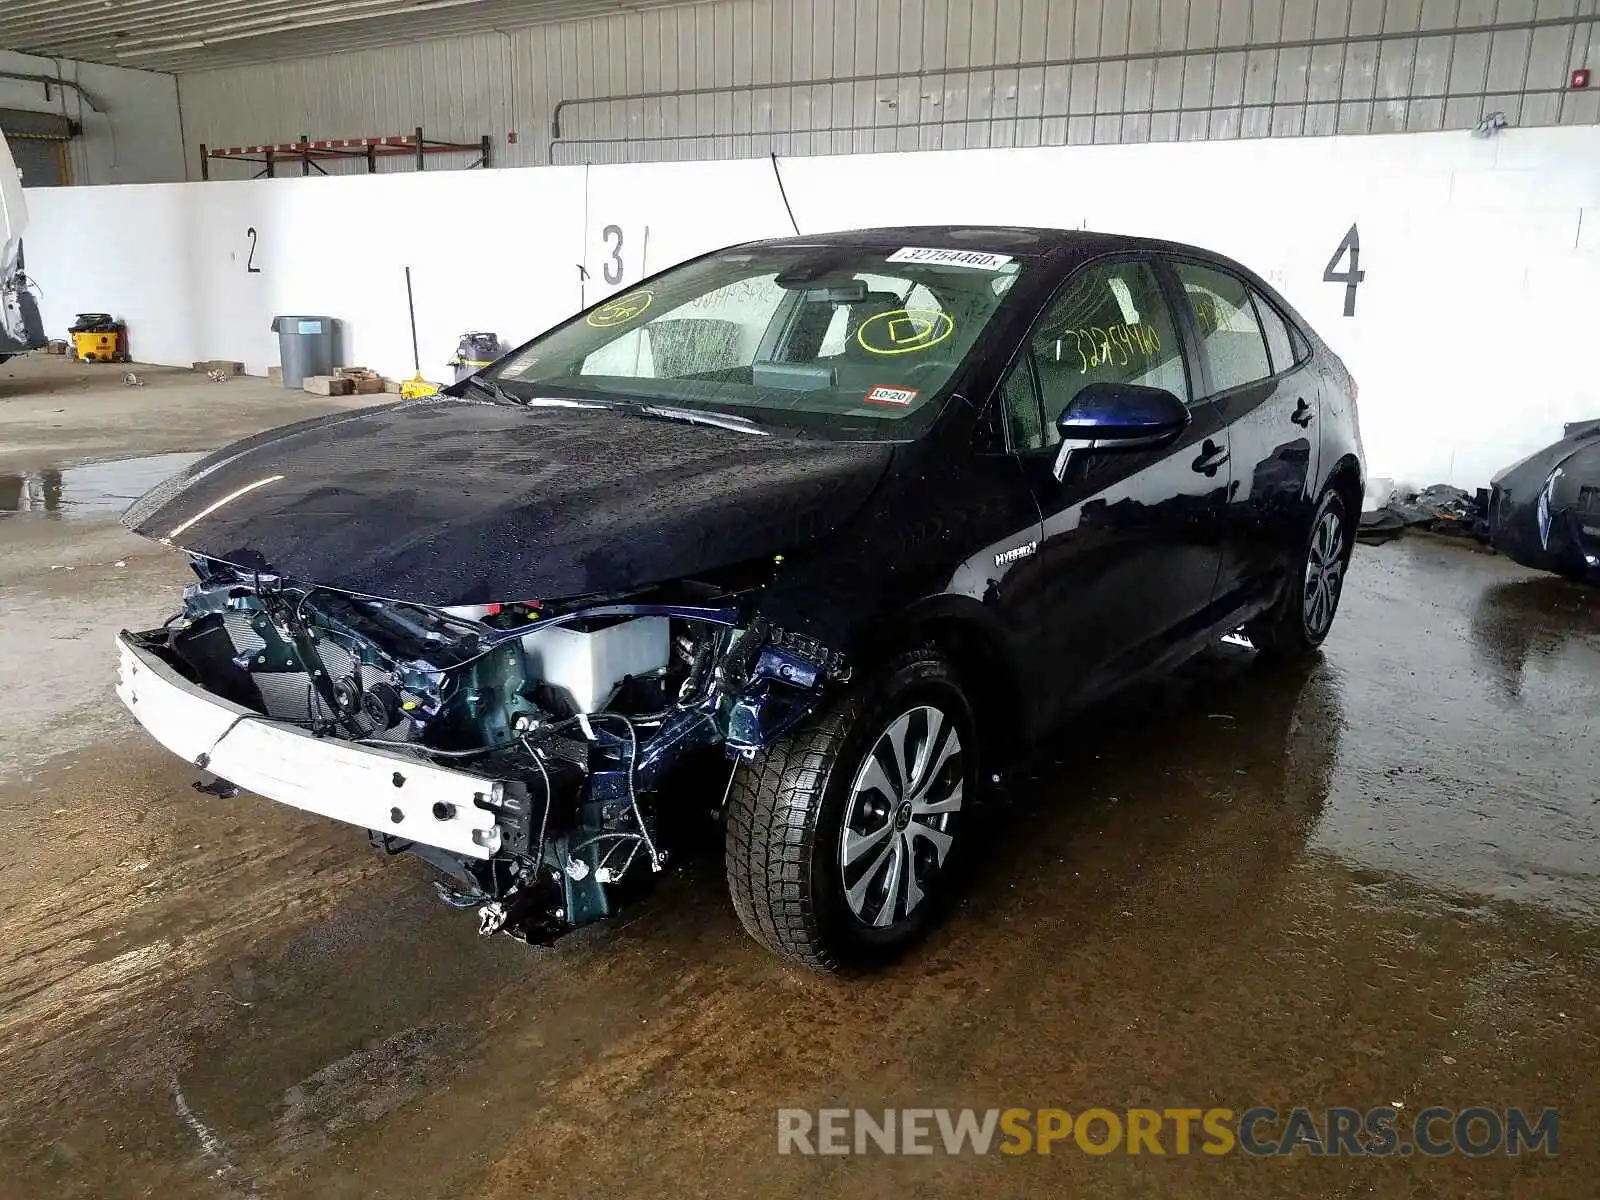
769, 152, 801, 236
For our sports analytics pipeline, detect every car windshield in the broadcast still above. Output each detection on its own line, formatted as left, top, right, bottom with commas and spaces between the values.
488, 242, 1032, 439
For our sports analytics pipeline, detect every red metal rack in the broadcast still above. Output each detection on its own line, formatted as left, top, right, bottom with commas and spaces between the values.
199, 125, 490, 179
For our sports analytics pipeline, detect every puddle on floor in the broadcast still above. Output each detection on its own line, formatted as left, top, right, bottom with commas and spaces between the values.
0, 452, 203, 519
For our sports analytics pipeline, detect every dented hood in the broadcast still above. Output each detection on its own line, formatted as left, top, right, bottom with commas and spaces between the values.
124, 398, 895, 604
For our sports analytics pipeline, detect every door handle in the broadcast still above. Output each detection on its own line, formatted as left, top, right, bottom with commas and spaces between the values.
1191, 438, 1229, 477
1291, 398, 1314, 427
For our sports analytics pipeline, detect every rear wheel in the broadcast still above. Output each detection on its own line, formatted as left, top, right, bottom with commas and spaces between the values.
1247, 487, 1351, 658
724, 647, 973, 971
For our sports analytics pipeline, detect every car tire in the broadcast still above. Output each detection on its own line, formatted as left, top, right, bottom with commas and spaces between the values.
1247, 487, 1352, 659
724, 646, 975, 971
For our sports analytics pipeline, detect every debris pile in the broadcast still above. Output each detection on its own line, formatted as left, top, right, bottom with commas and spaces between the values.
336, 366, 387, 395
305, 367, 387, 396
1359, 484, 1488, 545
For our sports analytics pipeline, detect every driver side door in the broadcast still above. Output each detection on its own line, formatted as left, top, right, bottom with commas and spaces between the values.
1001, 255, 1232, 715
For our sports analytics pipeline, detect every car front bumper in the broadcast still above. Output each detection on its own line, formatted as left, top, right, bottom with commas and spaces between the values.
114, 631, 506, 859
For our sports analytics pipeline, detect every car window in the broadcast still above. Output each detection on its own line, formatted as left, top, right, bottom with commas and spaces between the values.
1251, 289, 1298, 375
1030, 259, 1188, 446
1174, 262, 1272, 395
1000, 359, 1045, 451
495, 244, 1033, 441
1288, 313, 1312, 362
815, 275, 944, 357
579, 277, 788, 379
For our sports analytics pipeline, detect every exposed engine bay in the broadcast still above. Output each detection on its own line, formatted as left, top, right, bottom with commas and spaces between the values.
124, 554, 848, 942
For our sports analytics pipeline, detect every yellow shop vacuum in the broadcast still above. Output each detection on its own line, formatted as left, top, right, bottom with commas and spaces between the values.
68, 313, 130, 363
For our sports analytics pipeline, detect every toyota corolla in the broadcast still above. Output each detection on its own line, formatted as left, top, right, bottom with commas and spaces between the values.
116, 226, 1362, 970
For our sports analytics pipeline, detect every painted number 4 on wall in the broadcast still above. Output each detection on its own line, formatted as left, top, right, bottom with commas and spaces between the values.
1323, 223, 1363, 317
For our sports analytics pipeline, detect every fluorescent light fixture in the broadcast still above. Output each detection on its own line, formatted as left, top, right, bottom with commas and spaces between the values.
114, 0, 493, 57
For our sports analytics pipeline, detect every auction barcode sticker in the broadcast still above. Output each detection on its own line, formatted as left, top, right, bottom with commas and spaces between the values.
886, 247, 1014, 271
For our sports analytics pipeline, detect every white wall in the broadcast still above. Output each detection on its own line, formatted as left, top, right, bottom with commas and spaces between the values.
176, 0, 1600, 174
0, 51, 184, 185
19, 123, 1600, 489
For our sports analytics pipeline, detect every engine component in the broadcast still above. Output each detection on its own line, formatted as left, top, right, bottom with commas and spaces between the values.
210, 609, 417, 742
140, 555, 840, 946
520, 617, 670, 714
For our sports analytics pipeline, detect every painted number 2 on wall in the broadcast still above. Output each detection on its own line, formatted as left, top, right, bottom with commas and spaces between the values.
1323, 223, 1363, 317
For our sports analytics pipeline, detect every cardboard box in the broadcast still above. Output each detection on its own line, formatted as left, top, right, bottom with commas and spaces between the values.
267, 365, 283, 383
192, 359, 245, 374
352, 378, 385, 394
303, 374, 355, 396
382, 378, 403, 393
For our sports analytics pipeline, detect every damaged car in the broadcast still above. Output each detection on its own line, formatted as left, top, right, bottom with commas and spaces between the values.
1488, 420, 1600, 585
116, 226, 1363, 970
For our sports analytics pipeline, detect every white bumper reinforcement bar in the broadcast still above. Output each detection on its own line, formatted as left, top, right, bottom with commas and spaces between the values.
115, 631, 504, 859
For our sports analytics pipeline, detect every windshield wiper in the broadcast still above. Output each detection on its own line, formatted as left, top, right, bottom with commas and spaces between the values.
638, 405, 769, 436
520, 396, 613, 410
464, 376, 518, 405
466, 378, 615, 412
470, 381, 766, 433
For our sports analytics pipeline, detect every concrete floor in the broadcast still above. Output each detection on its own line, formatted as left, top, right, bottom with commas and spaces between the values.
1, 356, 1596, 1198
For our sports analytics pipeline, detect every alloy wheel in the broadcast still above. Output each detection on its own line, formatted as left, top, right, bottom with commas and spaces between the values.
1303, 507, 1347, 637
838, 705, 964, 928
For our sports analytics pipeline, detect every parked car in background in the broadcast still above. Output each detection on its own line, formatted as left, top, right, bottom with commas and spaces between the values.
0, 131, 47, 363
115, 226, 1363, 971
1488, 423, 1600, 585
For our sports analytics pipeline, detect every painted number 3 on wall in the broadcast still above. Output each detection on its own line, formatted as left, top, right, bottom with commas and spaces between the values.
602, 224, 625, 285
1323, 223, 1363, 316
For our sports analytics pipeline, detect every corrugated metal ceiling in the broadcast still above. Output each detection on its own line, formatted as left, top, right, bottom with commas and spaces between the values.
0, 0, 694, 75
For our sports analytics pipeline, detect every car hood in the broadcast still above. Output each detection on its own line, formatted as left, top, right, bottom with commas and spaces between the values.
124, 397, 896, 604
1491, 426, 1599, 493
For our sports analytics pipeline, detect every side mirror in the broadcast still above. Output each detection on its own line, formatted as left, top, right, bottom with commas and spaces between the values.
1053, 382, 1190, 481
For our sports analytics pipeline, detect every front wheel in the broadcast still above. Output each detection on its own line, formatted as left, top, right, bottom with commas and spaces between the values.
1247, 487, 1352, 658
724, 647, 974, 971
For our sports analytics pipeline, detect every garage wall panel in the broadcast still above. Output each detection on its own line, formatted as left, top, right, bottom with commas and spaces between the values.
0, 51, 184, 185
174, 0, 1600, 175
21, 124, 1600, 489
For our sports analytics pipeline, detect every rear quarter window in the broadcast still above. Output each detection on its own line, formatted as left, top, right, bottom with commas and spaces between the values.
1251, 291, 1300, 375
1173, 262, 1272, 395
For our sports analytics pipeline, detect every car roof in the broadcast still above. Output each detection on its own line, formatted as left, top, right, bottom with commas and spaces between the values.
741, 224, 1229, 265
728, 224, 1315, 342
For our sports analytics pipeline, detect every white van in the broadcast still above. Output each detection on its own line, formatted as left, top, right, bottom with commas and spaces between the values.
0, 131, 46, 361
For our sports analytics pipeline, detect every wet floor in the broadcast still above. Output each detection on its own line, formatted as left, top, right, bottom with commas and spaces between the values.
1, 359, 1596, 1198
0, 452, 205, 518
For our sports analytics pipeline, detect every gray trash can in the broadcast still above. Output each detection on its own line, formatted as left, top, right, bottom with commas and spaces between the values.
270, 315, 338, 388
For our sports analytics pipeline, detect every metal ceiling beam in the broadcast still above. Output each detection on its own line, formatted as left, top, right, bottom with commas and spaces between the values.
0, 0, 636, 41
0, 0, 684, 74
153, 1, 643, 61
119, 0, 514, 57
117, 0, 481, 50
0, 0, 451, 42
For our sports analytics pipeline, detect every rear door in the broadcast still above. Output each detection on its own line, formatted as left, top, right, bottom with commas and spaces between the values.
1167, 260, 1320, 615
1001, 254, 1231, 714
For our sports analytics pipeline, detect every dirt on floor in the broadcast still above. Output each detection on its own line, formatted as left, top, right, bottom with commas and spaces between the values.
0, 356, 379, 475
0, 357, 1595, 1199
